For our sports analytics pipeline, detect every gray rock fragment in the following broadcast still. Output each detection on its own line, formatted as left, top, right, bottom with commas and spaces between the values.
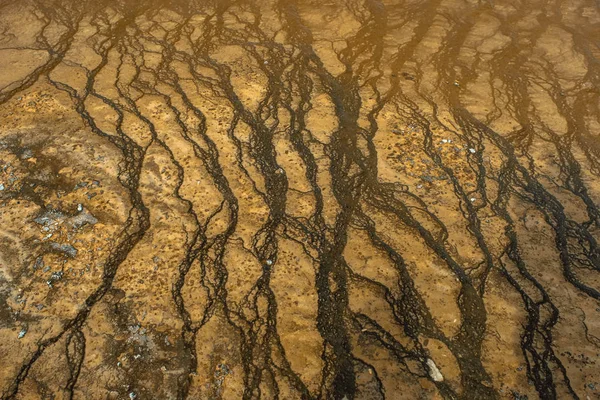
50, 271, 63, 281
69, 209, 98, 229
20, 149, 33, 160
34, 209, 66, 227
48, 242, 78, 258
33, 257, 44, 270
18, 328, 27, 339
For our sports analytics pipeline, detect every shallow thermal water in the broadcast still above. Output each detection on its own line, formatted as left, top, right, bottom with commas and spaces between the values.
0, 0, 599, 399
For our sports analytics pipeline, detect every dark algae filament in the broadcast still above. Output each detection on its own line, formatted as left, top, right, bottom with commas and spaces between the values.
0, 0, 599, 399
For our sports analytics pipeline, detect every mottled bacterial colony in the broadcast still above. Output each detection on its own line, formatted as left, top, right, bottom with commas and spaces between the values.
0, 0, 600, 399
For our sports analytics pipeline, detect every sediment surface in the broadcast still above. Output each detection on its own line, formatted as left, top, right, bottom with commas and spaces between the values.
1, 0, 600, 398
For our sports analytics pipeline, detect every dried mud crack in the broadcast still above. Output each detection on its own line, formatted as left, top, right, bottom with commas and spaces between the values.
0, 0, 599, 399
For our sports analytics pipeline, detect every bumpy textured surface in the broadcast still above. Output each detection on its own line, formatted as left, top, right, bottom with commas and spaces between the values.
0, 0, 599, 399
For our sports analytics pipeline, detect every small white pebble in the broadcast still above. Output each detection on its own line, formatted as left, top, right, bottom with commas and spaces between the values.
129, 392, 137, 400
470, 198, 476, 202
0, 183, 4, 191
441, 139, 448, 144
266, 259, 273, 266
18, 328, 27, 339
77, 204, 83, 212
426, 358, 444, 382
469, 148, 476, 154
417, 184, 423, 189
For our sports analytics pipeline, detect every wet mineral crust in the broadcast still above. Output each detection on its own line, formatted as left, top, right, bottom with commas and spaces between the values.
1, 0, 600, 399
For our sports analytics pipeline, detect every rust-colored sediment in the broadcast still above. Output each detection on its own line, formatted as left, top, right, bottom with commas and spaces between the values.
0, 0, 599, 399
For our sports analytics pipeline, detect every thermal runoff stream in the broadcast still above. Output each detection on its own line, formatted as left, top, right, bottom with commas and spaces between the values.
0, 0, 599, 399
